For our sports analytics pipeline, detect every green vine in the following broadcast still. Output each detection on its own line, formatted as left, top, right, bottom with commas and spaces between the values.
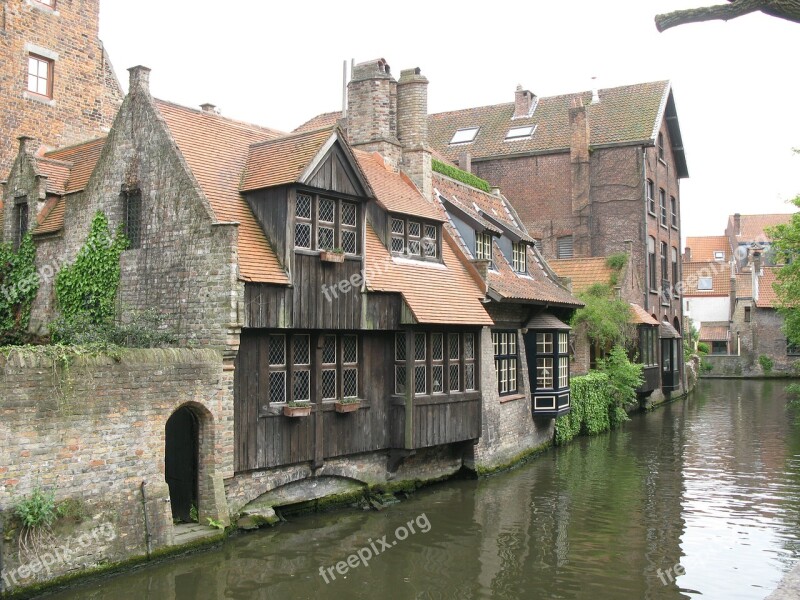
432, 159, 492, 193
570, 283, 635, 352
0, 234, 40, 345
54, 211, 128, 327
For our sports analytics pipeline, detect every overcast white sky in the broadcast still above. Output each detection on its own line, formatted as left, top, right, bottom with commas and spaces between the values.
99, 1, 799, 243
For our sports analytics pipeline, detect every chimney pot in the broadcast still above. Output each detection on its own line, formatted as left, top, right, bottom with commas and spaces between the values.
200, 103, 218, 114
128, 65, 152, 94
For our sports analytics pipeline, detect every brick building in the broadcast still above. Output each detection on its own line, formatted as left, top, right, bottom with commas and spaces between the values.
426, 82, 688, 334
2, 56, 583, 564
0, 0, 122, 179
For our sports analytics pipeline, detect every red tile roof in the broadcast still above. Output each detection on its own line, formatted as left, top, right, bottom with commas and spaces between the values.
241, 127, 335, 192
429, 81, 671, 163
757, 267, 780, 308
736, 273, 753, 298
728, 213, 795, 242
684, 236, 730, 262
155, 99, 289, 284
630, 303, 659, 325
44, 137, 107, 193
293, 111, 341, 133
682, 261, 731, 296
35, 196, 65, 236
699, 324, 729, 342
355, 151, 443, 221
364, 223, 492, 325
549, 257, 615, 294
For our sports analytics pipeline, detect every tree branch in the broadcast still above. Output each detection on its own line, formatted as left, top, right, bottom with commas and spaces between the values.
655, 1, 763, 31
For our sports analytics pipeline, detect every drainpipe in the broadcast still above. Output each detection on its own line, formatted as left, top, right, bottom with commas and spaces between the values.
140, 481, 152, 559
641, 147, 649, 312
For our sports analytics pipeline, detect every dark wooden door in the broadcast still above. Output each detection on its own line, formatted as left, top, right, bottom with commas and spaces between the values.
165, 407, 198, 522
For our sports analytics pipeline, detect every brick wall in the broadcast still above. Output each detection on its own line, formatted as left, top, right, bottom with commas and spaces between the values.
0, 348, 232, 592
2, 76, 243, 350
730, 300, 797, 374
0, 0, 123, 178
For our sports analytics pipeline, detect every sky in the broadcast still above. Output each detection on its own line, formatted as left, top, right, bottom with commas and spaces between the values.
98, 1, 800, 244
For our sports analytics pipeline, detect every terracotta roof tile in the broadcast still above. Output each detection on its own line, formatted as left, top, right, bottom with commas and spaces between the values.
293, 111, 341, 133
44, 137, 107, 193
682, 261, 731, 296
549, 257, 615, 294
34, 158, 71, 195
364, 222, 491, 325
241, 127, 335, 192
155, 99, 289, 284
757, 267, 779, 308
355, 151, 443, 221
684, 236, 730, 262
736, 273, 753, 298
34, 196, 65, 236
728, 213, 795, 243
699, 324, 728, 342
630, 303, 659, 325
429, 81, 671, 163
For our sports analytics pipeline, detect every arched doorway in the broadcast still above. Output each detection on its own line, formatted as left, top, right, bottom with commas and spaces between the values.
165, 406, 199, 522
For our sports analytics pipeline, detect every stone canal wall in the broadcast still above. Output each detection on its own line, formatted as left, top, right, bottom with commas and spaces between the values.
0, 348, 232, 594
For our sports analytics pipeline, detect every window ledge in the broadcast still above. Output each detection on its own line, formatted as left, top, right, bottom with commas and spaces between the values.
392, 255, 446, 269
500, 393, 526, 404
23, 91, 56, 107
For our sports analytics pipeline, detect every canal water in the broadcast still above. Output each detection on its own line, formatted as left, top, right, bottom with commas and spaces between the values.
42, 379, 800, 599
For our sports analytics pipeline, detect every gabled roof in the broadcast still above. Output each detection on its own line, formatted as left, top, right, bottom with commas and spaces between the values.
354, 151, 443, 221
154, 99, 289, 284
294, 111, 341, 133
756, 267, 779, 308
364, 222, 491, 325
549, 257, 615, 294
682, 261, 731, 296
684, 236, 730, 262
728, 213, 794, 243
428, 81, 688, 177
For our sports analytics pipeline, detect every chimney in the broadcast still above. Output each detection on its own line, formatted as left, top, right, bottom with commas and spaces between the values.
684, 246, 692, 262
397, 67, 432, 200
591, 76, 600, 104
18, 135, 36, 155
458, 150, 472, 174
569, 97, 590, 214
200, 103, 218, 114
347, 58, 402, 169
734, 212, 741, 236
127, 65, 151, 95
729, 259, 736, 321
513, 85, 536, 119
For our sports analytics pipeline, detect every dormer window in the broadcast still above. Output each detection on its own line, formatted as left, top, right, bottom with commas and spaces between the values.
449, 127, 479, 145
475, 231, 493, 264
713, 250, 725, 261
294, 192, 360, 255
505, 125, 535, 141
512, 242, 527, 273
390, 215, 440, 260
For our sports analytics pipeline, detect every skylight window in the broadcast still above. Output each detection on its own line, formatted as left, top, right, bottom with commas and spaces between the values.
505, 125, 535, 141
450, 127, 479, 145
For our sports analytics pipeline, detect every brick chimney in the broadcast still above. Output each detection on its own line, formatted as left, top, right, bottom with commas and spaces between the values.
684, 246, 692, 262
347, 58, 402, 169
458, 150, 472, 174
200, 103, 218, 114
514, 85, 537, 119
569, 97, 590, 214
734, 212, 741, 236
397, 67, 432, 200
127, 65, 151, 96
18, 135, 36, 155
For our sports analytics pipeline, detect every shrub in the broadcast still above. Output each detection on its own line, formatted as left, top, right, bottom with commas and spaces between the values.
50, 308, 177, 348
0, 234, 39, 345
431, 159, 492, 193
696, 341, 709, 355
15, 488, 57, 529
759, 354, 774, 374
596, 345, 644, 428
570, 284, 635, 350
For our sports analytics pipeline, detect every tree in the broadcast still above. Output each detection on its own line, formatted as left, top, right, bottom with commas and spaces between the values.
655, 0, 800, 32
570, 283, 635, 351
765, 191, 800, 346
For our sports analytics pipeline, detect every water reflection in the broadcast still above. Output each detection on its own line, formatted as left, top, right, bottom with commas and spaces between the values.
41, 380, 800, 600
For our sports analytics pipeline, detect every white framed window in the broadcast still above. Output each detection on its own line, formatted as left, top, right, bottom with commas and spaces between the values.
28, 54, 53, 98
505, 125, 535, 141
698, 277, 713, 291
449, 127, 479, 145
512, 242, 527, 273
713, 250, 725, 261
475, 231, 493, 262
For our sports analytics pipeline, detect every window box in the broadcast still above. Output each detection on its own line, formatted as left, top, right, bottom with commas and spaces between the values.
334, 399, 362, 413
283, 403, 312, 417
320, 249, 345, 263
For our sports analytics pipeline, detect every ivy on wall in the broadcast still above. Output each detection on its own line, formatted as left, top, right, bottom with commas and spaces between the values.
0, 234, 40, 345
555, 372, 612, 445
54, 211, 128, 326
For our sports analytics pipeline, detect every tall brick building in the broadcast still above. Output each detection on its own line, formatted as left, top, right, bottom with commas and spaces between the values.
427, 83, 688, 333
0, 0, 122, 179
